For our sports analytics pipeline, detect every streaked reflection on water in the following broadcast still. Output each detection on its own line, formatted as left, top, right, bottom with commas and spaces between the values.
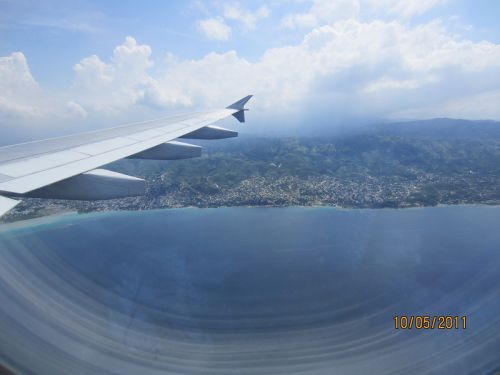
0, 206, 499, 374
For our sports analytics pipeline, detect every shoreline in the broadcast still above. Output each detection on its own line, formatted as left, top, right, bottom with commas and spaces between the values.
3, 202, 500, 227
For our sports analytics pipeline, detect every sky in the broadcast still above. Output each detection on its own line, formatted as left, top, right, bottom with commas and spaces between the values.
1, 0, 500, 140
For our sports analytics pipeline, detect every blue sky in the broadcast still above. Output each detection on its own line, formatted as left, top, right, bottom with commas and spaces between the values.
1, 0, 500, 139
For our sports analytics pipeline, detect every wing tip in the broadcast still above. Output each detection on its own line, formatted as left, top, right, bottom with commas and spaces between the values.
226, 95, 253, 110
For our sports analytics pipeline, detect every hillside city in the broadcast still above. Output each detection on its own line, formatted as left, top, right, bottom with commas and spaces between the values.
4, 119, 500, 222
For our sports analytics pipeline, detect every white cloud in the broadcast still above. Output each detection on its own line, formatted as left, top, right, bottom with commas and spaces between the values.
197, 17, 231, 41
196, 3, 269, 39
224, 4, 269, 31
155, 18, 500, 123
65, 101, 88, 118
282, 0, 449, 29
71, 36, 190, 114
0, 52, 38, 96
282, 13, 318, 29
0, 52, 90, 126
282, 0, 360, 29
2, 17, 500, 132
388, 0, 449, 19
0, 52, 52, 119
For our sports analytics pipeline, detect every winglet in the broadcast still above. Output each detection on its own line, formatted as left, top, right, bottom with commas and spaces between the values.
0, 196, 20, 218
226, 95, 253, 110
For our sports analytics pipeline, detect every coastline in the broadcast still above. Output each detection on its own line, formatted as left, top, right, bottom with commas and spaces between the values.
3, 202, 500, 228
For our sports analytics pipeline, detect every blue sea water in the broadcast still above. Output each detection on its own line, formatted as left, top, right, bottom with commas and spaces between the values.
0, 206, 499, 374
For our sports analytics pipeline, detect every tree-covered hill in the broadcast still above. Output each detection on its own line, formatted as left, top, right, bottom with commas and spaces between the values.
5, 118, 500, 221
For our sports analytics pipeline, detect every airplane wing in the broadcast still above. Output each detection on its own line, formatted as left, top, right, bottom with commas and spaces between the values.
0, 95, 252, 218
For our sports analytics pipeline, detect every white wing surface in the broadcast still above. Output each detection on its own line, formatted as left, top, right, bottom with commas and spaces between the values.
0, 95, 252, 218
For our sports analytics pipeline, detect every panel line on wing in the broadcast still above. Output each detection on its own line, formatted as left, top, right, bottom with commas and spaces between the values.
0, 150, 90, 178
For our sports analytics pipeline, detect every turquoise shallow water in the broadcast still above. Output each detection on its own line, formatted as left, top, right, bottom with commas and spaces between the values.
0, 206, 499, 374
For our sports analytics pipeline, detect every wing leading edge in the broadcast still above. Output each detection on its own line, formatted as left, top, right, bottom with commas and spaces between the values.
0, 95, 253, 219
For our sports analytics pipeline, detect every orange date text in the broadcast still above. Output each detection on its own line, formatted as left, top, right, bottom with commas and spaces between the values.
393, 315, 466, 330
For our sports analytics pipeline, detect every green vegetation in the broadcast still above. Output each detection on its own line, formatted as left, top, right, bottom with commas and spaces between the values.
106, 119, 500, 208
6, 118, 500, 221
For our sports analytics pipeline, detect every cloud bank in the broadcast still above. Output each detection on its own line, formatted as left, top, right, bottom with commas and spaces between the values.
1, 0, 500, 136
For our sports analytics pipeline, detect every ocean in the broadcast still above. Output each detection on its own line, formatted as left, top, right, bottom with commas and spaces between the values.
0, 206, 499, 374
